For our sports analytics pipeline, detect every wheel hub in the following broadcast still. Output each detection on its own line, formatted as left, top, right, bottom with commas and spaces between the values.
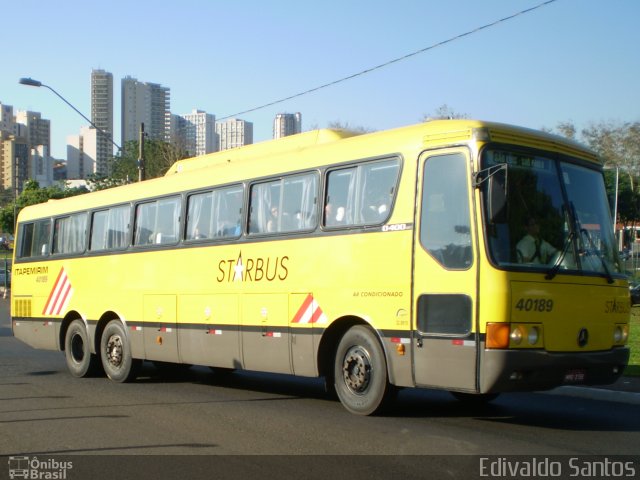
342, 346, 372, 394
106, 335, 123, 367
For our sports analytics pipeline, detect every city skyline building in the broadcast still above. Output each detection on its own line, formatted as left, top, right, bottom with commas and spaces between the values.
66, 126, 97, 179
273, 112, 302, 139
0, 103, 16, 136
216, 118, 253, 151
121, 76, 171, 145
16, 110, 51, 155
29, 145, 54, 187
177, 109, 217, 157
91, 69, 114, 176
0, 130, 28, 194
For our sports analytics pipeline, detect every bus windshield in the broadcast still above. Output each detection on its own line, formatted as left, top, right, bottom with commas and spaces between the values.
481, 147, 622, 278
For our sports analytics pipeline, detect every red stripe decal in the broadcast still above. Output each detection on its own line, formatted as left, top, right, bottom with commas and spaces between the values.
42, 268, 65, 315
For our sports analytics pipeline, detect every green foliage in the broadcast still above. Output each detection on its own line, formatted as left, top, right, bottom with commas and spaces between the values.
422, 104, 468, 121
109, 139, 187, 183
0, 180, 89, 234
627, 308, 640, 376
549, 120, 640, 226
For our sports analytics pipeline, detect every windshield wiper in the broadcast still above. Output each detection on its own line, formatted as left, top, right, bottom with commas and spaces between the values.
545, 229, 574, 280
554, 202, 614, 284
579, 227, 615, 284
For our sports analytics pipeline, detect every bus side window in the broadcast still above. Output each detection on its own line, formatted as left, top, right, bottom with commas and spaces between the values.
17, 219, 51, 259
324, 158, 400, 228
420, 153, 472, 270
53, 213, 87, 255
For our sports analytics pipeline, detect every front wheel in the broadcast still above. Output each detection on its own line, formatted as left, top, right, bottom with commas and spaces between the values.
334, 325, 394, 415
100, 320, 140, 383
64, 319, 101, 377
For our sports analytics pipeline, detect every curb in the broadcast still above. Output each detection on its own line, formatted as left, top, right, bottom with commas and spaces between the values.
543, 385, 640, 405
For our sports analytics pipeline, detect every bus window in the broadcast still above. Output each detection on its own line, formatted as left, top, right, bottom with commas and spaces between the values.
186, 185, 243, 241
17, 219, 51, 259
53, 213, 88, 254
324, 158, 400, 228
420, 153, 472, 269
90, 205, 130, 251
134, 196, 180, 246
249, 173, 317, 235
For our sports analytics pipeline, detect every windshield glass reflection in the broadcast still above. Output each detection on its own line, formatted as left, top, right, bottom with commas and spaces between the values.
482, 148, 621, 278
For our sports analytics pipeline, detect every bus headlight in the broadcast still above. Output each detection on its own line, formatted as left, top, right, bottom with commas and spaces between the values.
507, 324, 543, 348
510, 326, 524, 345
614, 324, 629, 344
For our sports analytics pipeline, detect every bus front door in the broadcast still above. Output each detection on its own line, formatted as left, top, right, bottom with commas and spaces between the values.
411, 150, 478, 391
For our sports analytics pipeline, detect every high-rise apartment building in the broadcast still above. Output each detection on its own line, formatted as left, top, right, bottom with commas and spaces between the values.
0, 103, 15, 135
121, 76, 170, 144
16, 110, 51, 155
273, 112, 302, 139
29, 145, 54, 188
66, 126, 97, 179
0, 131, 28, 194
216, 118, 253, 151
177, 109, 217, 157
91, 69, 114, 176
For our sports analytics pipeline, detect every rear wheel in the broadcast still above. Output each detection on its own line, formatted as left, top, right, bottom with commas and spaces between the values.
333, 325, 394, 415
64, 319, 101, 377
100, 320, 140, 383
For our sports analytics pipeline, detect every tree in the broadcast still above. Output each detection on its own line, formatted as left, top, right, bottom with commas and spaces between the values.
327, 121, 375, 134
0, 180, 88, 234
422, 104, 468, 121
548, 120, 640, 226
108, 139, 189, 184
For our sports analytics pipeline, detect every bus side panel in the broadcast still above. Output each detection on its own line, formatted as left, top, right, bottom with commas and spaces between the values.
241, 293, 291, 374
12, 268, 59, 351
177, 294, 241, 368
143, 295, 178, 362
12, 316, 57, 351
289, 293, 317, 377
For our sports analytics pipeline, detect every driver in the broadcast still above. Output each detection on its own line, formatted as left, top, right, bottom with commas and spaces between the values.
516, 216, 557, 264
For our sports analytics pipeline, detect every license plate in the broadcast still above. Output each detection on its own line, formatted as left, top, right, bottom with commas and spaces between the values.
564, 369, 586, 383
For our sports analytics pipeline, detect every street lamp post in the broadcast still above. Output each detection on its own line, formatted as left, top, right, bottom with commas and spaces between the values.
19, 77, 122, 152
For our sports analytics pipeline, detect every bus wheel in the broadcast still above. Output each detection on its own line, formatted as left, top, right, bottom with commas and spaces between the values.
64, 319, 101, 378
100, 320, 140, 383
334, 325, 393, 415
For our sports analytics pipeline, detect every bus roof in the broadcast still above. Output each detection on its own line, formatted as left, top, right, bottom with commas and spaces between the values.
165, 128, 361, 175
17, 119, 600, 222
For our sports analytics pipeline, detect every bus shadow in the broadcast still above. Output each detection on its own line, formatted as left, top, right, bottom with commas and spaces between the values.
131, 363, 640, 432
388, 388, 640, 432
135, 363, 334, 402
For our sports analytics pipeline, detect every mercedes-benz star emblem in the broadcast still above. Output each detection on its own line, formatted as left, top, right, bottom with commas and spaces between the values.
577, 328, 589, 348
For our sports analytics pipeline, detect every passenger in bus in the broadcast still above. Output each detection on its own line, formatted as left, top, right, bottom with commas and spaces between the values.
267, 206, 279, 232
193, 226, 208, 240
325, 203, 346, 226
516, 216, 557, 264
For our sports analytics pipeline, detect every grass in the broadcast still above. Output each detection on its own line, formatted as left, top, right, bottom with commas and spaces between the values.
626, 308, 640, 376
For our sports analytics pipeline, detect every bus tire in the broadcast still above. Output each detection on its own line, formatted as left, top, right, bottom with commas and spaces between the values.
334, 325, 393, 415
100, 320, 140, 383
64, 319, 101, 378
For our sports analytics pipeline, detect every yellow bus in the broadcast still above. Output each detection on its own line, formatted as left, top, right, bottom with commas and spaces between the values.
11, 120, 630, 415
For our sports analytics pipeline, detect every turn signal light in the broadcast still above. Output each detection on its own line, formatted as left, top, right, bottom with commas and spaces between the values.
486, 323, 510, 349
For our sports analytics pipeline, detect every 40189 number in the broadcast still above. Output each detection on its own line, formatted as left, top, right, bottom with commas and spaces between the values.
515, 298, 554, 312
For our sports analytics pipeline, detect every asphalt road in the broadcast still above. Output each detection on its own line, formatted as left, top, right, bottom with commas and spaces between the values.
1, 300, 639, 479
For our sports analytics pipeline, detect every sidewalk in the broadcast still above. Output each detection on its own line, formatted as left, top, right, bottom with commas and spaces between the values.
546, 375, 640, 405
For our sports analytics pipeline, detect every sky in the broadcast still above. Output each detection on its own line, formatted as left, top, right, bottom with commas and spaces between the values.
1, 0, 639, 160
